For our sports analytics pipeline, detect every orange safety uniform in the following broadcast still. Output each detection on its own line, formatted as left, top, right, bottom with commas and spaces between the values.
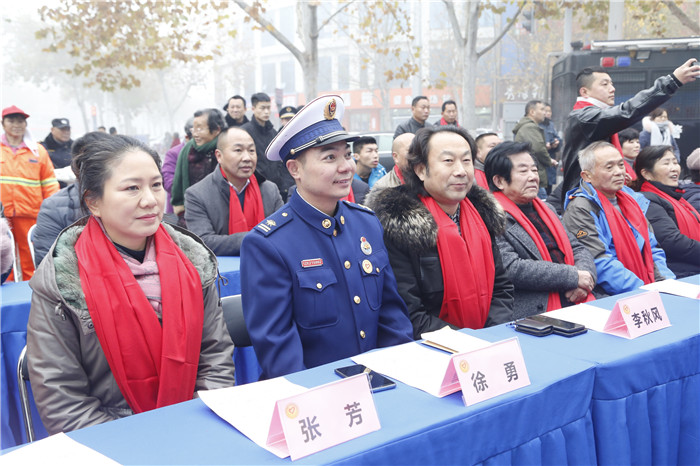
1, 139, 59, 280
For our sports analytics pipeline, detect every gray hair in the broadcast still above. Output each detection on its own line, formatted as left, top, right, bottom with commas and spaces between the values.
578, 141, 617, 172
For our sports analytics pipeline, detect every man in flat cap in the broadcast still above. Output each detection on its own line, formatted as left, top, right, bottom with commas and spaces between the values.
240, 95, 413, 379
41, 118, 74, 187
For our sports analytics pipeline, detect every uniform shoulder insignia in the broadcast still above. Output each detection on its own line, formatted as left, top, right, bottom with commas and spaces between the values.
576, 230, 587, 239
343, 201, 375, 214
254, 209, 293, 236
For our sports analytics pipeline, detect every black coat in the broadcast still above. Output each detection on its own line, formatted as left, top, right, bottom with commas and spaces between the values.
560, 74, 681, 202
640, 181, 700, 278
241, 118, 295, 201
369, 185, 514, 339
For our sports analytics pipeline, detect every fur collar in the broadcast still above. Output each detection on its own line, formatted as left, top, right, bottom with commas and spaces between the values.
369, 184, 505, 253
50, 220, 218, 312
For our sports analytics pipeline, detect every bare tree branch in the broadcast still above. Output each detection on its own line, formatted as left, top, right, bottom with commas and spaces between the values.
232, 0, 305, 63
661, 0, 700, 35
442, 0, 466, 46
477, 1, 526, 58
316, 0, 356, 35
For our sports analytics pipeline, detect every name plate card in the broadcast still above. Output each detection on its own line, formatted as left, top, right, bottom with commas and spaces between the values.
448, 337, 531, 406
266, 374, 380, 460
603, 290, 671, 339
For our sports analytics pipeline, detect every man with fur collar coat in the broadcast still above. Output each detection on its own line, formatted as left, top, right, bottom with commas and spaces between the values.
369, 126, 514, 339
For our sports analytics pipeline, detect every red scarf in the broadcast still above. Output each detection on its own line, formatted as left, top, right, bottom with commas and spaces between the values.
494, 192, 594, 309
640, 181, 700, 241
420, 195, 494, 329
623, 160, 637, 181
597, 188, 655, 284
222, 167, 265, 234
341, 186, 355, 203
573, 100, 624, 155
474, 169, 488, 189
393, 165, 405, 184
75, 217, 204, 413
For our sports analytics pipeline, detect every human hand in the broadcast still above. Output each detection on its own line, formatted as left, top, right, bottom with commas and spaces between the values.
673, 58, 700, 85
576, 270, 594, 292
565, 287, 589, 303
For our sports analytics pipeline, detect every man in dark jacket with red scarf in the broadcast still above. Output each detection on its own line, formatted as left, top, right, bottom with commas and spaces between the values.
369, 125, 514, 338
185, 128, 283, 255
559, 59, 700, 205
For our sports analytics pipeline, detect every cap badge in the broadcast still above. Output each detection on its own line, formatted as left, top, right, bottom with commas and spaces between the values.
323, 98, 337, 120
360, 237, 372, 255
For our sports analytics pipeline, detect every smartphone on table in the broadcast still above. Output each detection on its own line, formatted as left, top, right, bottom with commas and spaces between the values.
527, 314, 587, 337
335, 364, 396, 392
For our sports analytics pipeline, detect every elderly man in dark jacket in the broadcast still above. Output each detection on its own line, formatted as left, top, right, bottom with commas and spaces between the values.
485, 141, 597, 319
369, 125, 513, 339
185, 127, 283, 256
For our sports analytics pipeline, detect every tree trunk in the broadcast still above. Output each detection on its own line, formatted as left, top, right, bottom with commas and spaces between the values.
460, 1, 480, 131
298, 2, 318, 101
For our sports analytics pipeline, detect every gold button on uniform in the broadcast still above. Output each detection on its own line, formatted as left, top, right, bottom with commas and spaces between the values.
360, 330, 366, 339
340, 216, 345, 225
353, 296, 361, 304
344, 261, 351, 269
333, 229, 337, 236
322, 219, 332, 229
316, 283, 322, 289
282, 212, 288, 217
376, 267, 380, 273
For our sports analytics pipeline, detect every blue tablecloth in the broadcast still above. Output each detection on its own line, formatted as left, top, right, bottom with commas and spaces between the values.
66, 346, 597, 465
0, 256, 243, 449
477, 281, 700, 466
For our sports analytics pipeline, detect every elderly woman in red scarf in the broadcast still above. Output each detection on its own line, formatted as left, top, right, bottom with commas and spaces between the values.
27, 135, 235, 435
369, 126, 514, 339
485, 141, 597, 320
631, 145, 700, 278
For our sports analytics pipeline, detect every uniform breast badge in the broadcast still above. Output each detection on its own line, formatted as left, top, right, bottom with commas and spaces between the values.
362, 259, 373, 274
360, 237, 372, 255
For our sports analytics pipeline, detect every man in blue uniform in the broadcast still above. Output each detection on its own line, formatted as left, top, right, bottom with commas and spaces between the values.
240, 95, 413, 379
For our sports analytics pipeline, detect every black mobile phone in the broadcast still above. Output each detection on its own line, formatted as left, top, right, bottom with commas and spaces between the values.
514, 318, 553, 337
334, 364, 396, 392
528, 314, 587, 337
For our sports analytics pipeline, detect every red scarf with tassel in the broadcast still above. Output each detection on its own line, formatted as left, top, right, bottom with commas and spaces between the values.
75, 217, 204, 413
420, 195, 494, 329
494, 192, 595, 309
